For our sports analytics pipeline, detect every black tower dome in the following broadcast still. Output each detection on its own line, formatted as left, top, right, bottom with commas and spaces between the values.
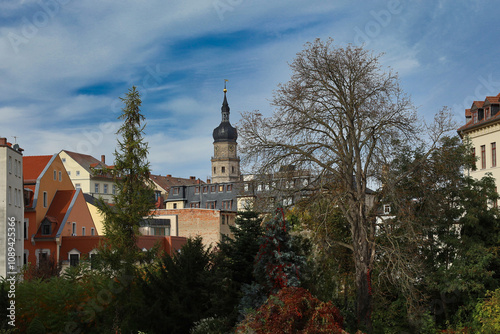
213, 85, 237, 142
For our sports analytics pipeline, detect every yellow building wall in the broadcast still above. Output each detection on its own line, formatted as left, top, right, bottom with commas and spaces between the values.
464, 122, 500, 186
86, 202, 105, 236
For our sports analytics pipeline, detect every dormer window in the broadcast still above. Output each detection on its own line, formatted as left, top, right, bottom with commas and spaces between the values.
41, 220, 52, 235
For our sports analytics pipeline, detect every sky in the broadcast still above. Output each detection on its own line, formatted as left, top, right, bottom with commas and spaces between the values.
1, 0, 500, 180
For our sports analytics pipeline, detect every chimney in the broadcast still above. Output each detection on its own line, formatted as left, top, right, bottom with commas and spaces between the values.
190, 176, 195, 180
167, 174, 172, 178
0, 138, 6, 145
101, 155, 105, 164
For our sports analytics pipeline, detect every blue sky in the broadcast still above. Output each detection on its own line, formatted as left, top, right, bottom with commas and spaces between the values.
1, 0, 500, 179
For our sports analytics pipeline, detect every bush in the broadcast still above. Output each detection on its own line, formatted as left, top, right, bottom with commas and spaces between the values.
473, 288, 500, 333
236, 287, 344, 333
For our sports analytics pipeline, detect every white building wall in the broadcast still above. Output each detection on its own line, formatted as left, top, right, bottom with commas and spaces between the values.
0, 142, 24, 278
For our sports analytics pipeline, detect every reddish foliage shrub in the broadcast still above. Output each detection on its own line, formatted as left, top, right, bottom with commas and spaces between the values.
236, 287, 345, 333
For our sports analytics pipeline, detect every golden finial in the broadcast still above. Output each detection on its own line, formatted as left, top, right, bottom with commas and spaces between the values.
223, 79, 228, 93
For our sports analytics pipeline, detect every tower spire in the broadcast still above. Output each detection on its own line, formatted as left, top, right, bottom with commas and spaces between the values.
221, 79, 229, 122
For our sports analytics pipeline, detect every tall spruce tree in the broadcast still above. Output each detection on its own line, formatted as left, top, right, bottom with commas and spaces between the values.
97, 86, 155, 274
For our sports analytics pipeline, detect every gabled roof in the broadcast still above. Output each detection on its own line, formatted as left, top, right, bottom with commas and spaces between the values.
471, 101, 485, 110
150, 174, 202, 192
61, 150, 107, 173
23, 155, 52, 181
34, 190, 77, 239
485, 93, 500, 104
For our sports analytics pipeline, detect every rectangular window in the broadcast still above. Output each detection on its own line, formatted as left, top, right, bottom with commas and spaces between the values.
222, 200, 233, 210
58, 171, 62, 181
8, 156, 12, 173
42, 223, 51, 235
72, 222, 76, 236
227, 184, 232, 192
112, 185, 116, 195
221, 166, 226, 173
82, 227, 86, 236
190, 202, 200, 208
194, 186, 200, 194
76, 170, 80, 176
492, 143, 497, 167
75, 183, 81, 189
14, 159, 17, 176
210, 185, 216, 192
213, 167, 216, 174
481, 145, 486, 169
203, 186, 208, 193
68, 171, 71, 176
54, 170, 57, 180
70, 254, 79, 267
103, 184, 108, 194
244, 183, 249, 191
206, 202, 215, 209
221, 215, 226, 225
95, 183, 99, 193
219, 185, 224, 192
91, 228, 95, 236
43, 191, 48, 207
173, 187, 179, 195
24, 220, 28, 240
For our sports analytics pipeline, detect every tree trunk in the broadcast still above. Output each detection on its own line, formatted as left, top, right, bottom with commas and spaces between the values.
352, 215, 374, 333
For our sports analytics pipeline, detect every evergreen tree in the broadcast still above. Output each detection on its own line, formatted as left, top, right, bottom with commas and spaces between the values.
97, 86, 155, 274
253, 207, 305, 294
95, 86, 155, 332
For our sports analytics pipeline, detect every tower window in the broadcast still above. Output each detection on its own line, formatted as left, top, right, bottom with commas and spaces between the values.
213, 167, 216, 174
222, 166, 226, 173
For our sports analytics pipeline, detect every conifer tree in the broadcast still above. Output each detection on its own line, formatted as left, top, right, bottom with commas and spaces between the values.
97, 86, 155, 274
253, 207, 304, 294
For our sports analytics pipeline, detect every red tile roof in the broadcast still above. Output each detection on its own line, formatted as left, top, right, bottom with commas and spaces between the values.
472, 101, 485, 109
465, 109, 471, 117
23, 155, 52, 181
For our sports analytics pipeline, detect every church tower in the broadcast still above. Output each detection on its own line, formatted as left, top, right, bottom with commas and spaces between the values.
211, 82, 240, 183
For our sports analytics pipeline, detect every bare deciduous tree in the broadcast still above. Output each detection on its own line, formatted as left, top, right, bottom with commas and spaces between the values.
238, 38, 454, 332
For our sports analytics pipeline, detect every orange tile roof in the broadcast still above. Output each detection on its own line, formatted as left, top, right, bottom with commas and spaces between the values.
472, 101, 485, 109
23, 155, 52, 181
46, 190, 75, 223
486, 95, 500, 103
465, 109, 471, 117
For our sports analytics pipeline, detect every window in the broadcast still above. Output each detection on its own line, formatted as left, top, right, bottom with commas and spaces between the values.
173, 187, 179, 195
244, 183, 249, 191
481, 145, 486, 169
213, 167, 216, 174
76, 170, 80, 176
82, 227, 86, 236
24, 251, 28, 266
14, 159, 17, 176
221, 166, 226, 173
95, 183, 99, 194
70, 254, 79, 267
91, 228, 95, 236
8, 156, 12, 173
221, 215, 226, 225
72, 222, 77, 236
194, 186, 200, 194
232, 166, 235, 173
8, 186, 11, 205
112, 185, 116, 195
206, 202, 216, 209
222, 200, 233, 210
62, 158, 66, 163
227, 184, 232, 192
43, 191, 48, 207
42, 222, 51, 235
257, 184, 262, 192
383, 204, 391, 214
173, 203, 177, 209
58, 171, 62, 181
210, 185, 216, 192
75, 183, 81, 189
68, 171, 71, 176
154, 227, 165, 236
203, 186, 208, 193
219, 185, 224, 192
492, 143, 497, 167
190, 202, 200, 208
90, 253, 99, 269
103, 184, 108, 194
53, 170, 57, 180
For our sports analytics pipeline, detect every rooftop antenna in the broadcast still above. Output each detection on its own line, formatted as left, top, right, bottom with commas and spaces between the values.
13, 136, 17, 144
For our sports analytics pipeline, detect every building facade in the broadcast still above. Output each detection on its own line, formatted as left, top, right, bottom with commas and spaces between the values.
59, 150, 116, 204
458, 93, 500, 189
23, 154, 97, 267
0, 138, 24, 277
